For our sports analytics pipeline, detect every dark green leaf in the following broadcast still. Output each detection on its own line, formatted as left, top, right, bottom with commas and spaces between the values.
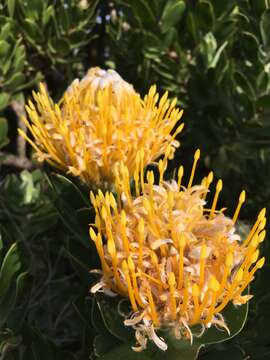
100, 344, 151, 360
95, 294, 134, 342
257, 95, 270, 111
4, 72, 26, 90
0, 40, 10, 56
7, 0, 16, 17
94, 334, 120, 357
260, 9, 270, 47
0, 243, 21, 297
23, 18, 44, 43
42, 5, 54, 26
0, 117, 8, 149
131, 0, 156, 28
195, 1, 215, 31
199, 301, 249, 345
161, 0, 186, 33
0, 23, 12, 40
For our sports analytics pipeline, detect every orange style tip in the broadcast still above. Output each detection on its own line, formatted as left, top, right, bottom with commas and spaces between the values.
178, 166, 184, 177
17, 128, 25, 137
98, 189, 104, 200
259, 218, 266, 230
258, 230, 266, 243
239, 190, 246, 203
89, 227, 96, 241
235, 269, 244, 282
109, 193, 117, 209
216, 179, 223, 191
207, 171, 214, 183
101, 206, 107, 220
39, 82, 46, 92
251, 250, 259, 264
178, 122, 185, 131
257, 257, 265, 269
147, 171, 154, 185
194, 149, 200, 160
179, 233, 186, 248
90, 191, 95, 202
128, 256, 135, 271
259, 208, 266, 220
107, 239, 116, 256
251, 234, 259, 248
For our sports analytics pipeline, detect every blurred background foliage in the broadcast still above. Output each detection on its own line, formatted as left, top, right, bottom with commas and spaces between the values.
0, 0, 270, 359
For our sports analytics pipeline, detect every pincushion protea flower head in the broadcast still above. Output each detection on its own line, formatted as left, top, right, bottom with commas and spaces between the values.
19, 67, 184, 188
89, 151, 266, 351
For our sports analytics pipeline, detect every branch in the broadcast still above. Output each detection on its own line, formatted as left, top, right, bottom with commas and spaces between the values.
0, 152, 33, 170
10, 100, 27, 158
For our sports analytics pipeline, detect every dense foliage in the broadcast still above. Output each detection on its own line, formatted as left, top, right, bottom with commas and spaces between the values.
0, 0, 269, 359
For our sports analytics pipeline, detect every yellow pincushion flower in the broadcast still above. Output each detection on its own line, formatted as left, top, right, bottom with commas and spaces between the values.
89, 151, 266, 351
19, 67, 184, 187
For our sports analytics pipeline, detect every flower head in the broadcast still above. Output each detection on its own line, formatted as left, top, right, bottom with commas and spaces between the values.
90, 151, 266, 351
19, 67, 183, 187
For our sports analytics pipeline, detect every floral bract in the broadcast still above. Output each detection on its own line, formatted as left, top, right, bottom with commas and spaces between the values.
90, 152, 266, 351
19, 67, 183, 187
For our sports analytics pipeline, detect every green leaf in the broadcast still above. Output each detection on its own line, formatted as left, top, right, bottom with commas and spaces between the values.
100, 344, 151, 360
42, 5, 54, 26
131, 0, 156, 28
0, 232, 3, 253
195, 0, 215, 31
95, 294, 134, 342
199, 301, 249, 345
251, 0, 268, 15
23, 18, 44, 43
94, 334, 120, 357
161, 0, 186, 33
4, 72, 26, 90
209, 41, 228, 68
0, 279, 17, 327
50, 38, 70, 56
0, 332, 22, 356
0, 243, 21, 297
7, 0, 16, 17
63, 245, 92, 285
19, 170, 40, 204
19, 0, 43, 20
100, 342, 203, 360
186, 12, 199, 44
154, 341, 203, 360
260, 9, 270, 47
0, 117, 9, 149
0, 40, 10, 56
92, 297, 112, 335
28, 327, 77, 360
45, 172, 91, 246
0, 22, 12, 40
258, 95, 270, 111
